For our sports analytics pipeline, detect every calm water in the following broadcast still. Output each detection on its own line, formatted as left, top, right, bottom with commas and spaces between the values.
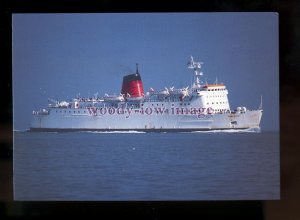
13, 131, 279, 200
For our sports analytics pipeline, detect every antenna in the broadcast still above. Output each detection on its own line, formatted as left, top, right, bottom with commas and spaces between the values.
259, 95, 263, 110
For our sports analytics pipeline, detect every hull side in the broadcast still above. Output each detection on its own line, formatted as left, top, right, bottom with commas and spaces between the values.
30, 109, 262, 131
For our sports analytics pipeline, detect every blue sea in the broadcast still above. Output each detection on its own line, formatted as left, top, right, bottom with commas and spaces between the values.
13, 130, 279, 201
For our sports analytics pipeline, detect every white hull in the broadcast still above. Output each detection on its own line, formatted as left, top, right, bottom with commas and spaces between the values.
30, 108, 262, 131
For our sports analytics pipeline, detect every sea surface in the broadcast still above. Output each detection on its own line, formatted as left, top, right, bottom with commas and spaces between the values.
13, 130, 279, 200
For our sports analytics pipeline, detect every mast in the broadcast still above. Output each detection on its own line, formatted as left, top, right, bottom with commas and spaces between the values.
136, 63, 139, 74
259, 95, 263, 110
187, 56, 203, 88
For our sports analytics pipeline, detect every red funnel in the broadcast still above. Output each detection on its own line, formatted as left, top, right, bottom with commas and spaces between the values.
121, 65, 144, 98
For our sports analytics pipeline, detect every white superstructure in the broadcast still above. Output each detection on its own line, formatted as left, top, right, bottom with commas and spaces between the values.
30, 56, 263, 131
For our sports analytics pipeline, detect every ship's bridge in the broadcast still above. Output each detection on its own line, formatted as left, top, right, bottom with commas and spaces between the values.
202, 84, 226, 91
198, 83, 230, 113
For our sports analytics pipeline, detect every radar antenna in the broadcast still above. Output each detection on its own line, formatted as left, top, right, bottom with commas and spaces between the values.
187, 56, 203, 88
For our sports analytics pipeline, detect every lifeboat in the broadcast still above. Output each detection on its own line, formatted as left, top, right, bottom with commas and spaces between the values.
103, 94, 125, 102
169, 86, 189, 97
154, 88, 170, 96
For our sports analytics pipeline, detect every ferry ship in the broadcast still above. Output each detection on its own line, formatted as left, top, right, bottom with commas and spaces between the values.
30, 56, 263, 132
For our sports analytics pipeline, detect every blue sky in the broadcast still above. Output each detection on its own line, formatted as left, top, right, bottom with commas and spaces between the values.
13, 13, 278, 131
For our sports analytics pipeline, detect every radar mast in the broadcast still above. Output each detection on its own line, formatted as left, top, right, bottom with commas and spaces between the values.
187, 56, 203, 88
